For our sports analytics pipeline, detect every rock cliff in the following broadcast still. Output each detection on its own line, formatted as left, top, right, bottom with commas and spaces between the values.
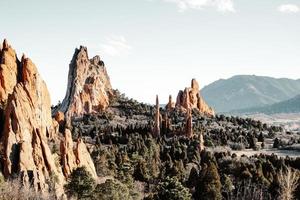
0, 40, 98, 197
0, 40, 64, 195
56, 46, 113, 125
176, 79, 214, 116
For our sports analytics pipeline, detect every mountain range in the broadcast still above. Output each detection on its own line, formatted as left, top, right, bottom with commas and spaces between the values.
201, 75, 300, 113
232, 94, 300, 115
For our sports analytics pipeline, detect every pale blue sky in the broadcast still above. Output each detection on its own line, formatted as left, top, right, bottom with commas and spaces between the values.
1, 0, 300, 105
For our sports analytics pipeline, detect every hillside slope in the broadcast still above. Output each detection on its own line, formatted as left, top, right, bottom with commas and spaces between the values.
201, 75, 300, 112
233, 94, 300, 114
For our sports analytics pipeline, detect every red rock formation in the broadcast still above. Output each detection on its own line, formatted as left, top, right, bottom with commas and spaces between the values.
56, 46, 113, 125
166, 95, 175, 111
0, 41, 64, 195
0, 39, 19, 107
176, 79, 214, 116
60, 129, 97, 179
185, 109, 193, 138
153, 95, 161, 137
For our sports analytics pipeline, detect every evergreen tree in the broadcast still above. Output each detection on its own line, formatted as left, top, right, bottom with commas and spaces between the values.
195, 162, 222, 200
92, 179, 132, 200
64, 167, 95, 199
154, 176, 191, 200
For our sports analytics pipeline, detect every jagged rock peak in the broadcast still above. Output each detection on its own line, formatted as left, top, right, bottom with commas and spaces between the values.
56, 45, 113, 124
0, 40, 64, 195
0, 39, 19, 106
175, 79, 214, 116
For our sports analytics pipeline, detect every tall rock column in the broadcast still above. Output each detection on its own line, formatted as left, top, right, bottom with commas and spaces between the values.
185, 109, 193, 138
153, 95, 161, 137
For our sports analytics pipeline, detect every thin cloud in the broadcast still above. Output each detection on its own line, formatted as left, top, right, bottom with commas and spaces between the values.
162, 0, 235, 12
99, 35, 132, 56
278, 4, 299, 13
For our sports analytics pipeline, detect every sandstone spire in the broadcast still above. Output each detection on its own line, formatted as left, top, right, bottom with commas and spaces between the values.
185, 109, 193, 138
175, 79, 214, 116
153, 95, 161, 137
1, 41, 64, 194
166, 95, 175, 111
56, 46, 113, 125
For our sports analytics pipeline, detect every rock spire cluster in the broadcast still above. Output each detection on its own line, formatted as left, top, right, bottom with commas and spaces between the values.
0, 40, 98, 196
175, 79, 214, 116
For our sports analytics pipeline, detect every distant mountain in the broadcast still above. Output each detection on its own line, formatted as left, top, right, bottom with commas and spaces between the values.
232, 94, 300, 114
201, 75, 300, 113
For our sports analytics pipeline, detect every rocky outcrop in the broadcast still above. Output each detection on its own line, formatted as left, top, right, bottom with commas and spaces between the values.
56, 46, 113, 125
176, 79, 214, 116
61, 129, 97, 179
0, 41, 64, 195
185, 109, 193, 138
166, 95, 175, 111
153, 95, 161, 137
0, 39, 19, 108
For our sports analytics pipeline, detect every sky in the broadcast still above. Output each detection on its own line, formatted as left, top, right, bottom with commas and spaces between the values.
0, 0, 300, 105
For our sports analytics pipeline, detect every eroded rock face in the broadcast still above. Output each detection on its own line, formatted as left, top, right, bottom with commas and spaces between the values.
61, 129, 97, 179
1, 44, 64, 194
0, 39, 19, 108
176, 79, 214, 116
166, 95, 175, 111
57, 46, 112, 125
185, 109, 193, 138
153, 95, 161, 137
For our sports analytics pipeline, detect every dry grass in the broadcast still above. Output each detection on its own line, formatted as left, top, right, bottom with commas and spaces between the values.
278, 168, 300, 200
0, 178, 56, 200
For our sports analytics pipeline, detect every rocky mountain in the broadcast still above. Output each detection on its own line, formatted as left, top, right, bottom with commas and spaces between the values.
0, 40, 97, 197
232, 94, 300, 115
54, 46, 113, 126
201, 75, 300, 113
